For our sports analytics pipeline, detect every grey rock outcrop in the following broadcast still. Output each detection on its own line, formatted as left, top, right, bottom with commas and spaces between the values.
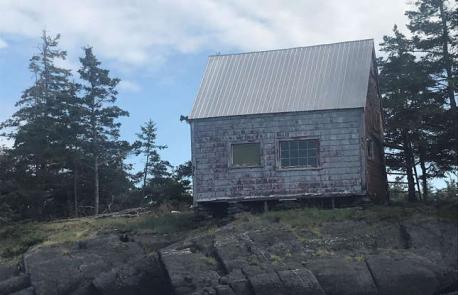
0, 265, 19, 282
92, 254, 170, 295
157, 218, 457, 295
23, 234, 146, 295
0, 274, 30, 295
277, 268, 325, 295
306, 257, 377, 295
0, 215, 456, 295
366, 254, 441, 295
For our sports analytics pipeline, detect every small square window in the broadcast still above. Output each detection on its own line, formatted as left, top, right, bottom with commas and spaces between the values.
232, 143, 261, 167
279, 139, 319, 168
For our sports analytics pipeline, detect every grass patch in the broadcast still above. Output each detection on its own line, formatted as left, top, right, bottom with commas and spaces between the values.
0, 211, 197, 263
259, 200, 457, 229
1, 199, 455, 264
262, 207, 357, 227
0, 224, 46, 259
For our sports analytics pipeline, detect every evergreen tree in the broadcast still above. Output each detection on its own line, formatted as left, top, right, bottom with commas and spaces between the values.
134, 119, 167, 197
406, 0, 457, 169
0, 32, 79, 216
78, 47, 129, 215
379, 26, 439, 201
172, 160, 193, 198
0, 147, 19, 221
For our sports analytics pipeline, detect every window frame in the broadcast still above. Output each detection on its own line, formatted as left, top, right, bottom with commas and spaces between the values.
367, 137, 375, 161
277, 137, 320, 170
229, 142, 263, 168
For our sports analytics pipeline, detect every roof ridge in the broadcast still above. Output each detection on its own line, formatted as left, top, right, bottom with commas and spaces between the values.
209, 38, 374, 58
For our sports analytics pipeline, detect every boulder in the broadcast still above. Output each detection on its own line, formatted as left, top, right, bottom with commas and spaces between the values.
221, 269, 251, 295
0, 264, 19, 281
214, 225, 304, 276
214, 232, 272, 276
9, 287, 35, 295
365, 254, 440, 295
247, 272, 285, 295
403, 220, 458, 269
214, 285, 236, 295
0, 274, 30, 295
160, 248, 220, 295
306, 257, 377, 295
92, 255, 170, 295
277, 268, 325, 295
23, 234, 146, 295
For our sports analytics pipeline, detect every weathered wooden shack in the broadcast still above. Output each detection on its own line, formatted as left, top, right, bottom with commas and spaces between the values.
188, 39, 388, 208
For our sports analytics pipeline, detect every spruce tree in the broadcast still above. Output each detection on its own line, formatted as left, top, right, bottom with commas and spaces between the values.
1, 31, 78, 216
406, 0, 457, 170
134, 119, 167, 198
379, 26, 438, 201
78, 47, 129, 215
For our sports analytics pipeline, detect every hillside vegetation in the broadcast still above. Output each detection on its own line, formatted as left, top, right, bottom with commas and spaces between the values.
1, 199, 456, 264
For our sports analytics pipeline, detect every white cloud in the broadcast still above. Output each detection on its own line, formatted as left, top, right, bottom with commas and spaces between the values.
118, 80, 141, 92
0, 0, 413, 67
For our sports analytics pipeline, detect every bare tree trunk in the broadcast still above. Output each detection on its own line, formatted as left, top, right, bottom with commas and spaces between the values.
74, 166, 78, 217
403, 130, 417, 202
94, 156, 99, 215
413, 159, 422, 200
418, 146, 428, 201
142, 153, 150, 198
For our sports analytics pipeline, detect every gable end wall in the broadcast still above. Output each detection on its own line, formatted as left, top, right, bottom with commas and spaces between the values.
191, 108, 365, 202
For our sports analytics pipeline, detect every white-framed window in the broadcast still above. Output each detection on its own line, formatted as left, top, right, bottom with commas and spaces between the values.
231, 143, 261, 167
279, 139, 319, 168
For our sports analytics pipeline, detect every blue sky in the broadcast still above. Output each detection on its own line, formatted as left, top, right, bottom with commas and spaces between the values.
0, 36, 209, 168
1, 0, 454, 188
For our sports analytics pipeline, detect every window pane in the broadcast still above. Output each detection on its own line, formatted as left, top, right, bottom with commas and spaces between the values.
281, 158, 289, 167
290, 148, 298, 158
279, 139, 319, 168
281, 149, 289, 157
308, 139, 318, 149
232, 143, 261, 166
298, 157, 307, 166
307, 156, 317, 167
280, 142, 289, 152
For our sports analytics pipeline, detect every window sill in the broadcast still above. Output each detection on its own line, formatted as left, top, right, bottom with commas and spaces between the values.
276, 166, 322, 171
230, 165, 264, 170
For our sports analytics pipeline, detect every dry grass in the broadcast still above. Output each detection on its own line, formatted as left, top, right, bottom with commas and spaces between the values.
259, 199, 458, 229
0, 210, 196, 263
0, 198, 456, 264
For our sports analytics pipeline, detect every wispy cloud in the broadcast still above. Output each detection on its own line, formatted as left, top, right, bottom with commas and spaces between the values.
118, 80, 141, 92
0, 0, 412, 68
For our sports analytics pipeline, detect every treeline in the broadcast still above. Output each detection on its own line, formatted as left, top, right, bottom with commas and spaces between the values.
0, 32, 191, 221
378, 0, 457, 201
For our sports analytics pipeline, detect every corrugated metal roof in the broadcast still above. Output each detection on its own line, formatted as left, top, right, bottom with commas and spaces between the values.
189, 39, 374, 120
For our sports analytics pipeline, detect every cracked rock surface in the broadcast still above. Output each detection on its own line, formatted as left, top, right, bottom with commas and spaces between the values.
0, 215, 456, 295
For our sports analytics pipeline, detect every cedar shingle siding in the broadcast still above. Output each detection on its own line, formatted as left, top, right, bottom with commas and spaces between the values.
189, 40, 388, 204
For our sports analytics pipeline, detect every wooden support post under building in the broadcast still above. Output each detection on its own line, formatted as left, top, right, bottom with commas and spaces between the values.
331, 198, 335, 209
263, 201, 269, 213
